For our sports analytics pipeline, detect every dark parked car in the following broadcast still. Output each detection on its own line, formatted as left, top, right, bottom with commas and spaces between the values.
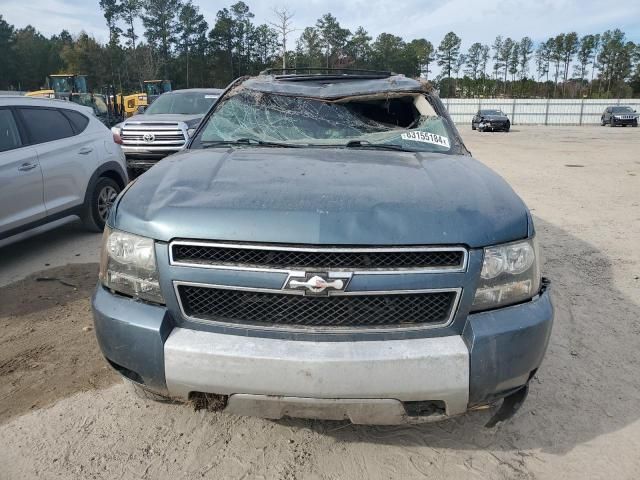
113, 88, 223, 178
601, 106, 638, 127
93, 70, 552, 426
472, 109, 511, 132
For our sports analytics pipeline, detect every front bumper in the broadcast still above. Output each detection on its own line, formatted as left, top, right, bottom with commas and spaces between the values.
124, 152, 177, 176
479, 122, 509, 131
126, 158, 162, 173
165, 328, 469, 422
92, 285, 553, 424
611, 117, 638, 125
123, 146, 183, 164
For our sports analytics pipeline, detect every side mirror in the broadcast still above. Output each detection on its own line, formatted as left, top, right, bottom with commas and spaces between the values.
137, 106, 146, 114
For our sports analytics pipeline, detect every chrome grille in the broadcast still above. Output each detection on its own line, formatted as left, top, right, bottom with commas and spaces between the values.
121, 122, 186, 147
177, 284, 458, 329
170, 242, 466, 272
122, 134, 184, 142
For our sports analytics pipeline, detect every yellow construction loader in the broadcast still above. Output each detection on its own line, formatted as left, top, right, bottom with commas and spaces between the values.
112, 80, 172, 117
26, 74, 120, 126
25, 74, 88, 99
116, 92, 148, 117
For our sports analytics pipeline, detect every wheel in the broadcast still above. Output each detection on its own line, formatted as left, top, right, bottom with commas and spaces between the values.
82, 177, 121, 232
601, 117, 606, 126
471, 123, 476, 131
633, 122, 638, 128
609, 119, 616, 127
504, 123, 510, 132
123, 379, 176, 404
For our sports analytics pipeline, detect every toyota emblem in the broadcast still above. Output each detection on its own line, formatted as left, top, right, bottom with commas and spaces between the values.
143, 133, 155, 142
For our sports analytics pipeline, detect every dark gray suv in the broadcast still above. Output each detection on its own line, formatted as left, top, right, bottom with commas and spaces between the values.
93, 71, 553, 426
601, 105, 638, 127
471, 109, 511, 132
114, 88, 223, 178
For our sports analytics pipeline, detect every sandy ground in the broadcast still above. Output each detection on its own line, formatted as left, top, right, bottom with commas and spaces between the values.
0, 222, 101, 287
1, 125, 639, 479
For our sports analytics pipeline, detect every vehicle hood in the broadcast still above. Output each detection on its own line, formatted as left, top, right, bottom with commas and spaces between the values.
481, 115, 509, 121
113, 148, 529, 248
125, 113, 203, 125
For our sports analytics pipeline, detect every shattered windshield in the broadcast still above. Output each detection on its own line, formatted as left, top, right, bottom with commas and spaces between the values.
193, 90, 455, 153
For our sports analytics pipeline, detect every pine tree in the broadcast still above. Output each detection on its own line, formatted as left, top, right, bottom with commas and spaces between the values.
177, 1, 207, 87
141, 0, 182, 78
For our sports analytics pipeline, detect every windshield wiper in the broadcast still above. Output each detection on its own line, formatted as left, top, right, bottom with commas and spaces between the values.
201, 138, 301, 148
343, 140, 413, 152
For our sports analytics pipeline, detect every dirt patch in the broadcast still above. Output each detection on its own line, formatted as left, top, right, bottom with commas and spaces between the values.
0, 263, 118, 423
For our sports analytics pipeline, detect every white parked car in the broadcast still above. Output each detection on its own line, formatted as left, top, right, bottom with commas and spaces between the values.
0, 96, 128, 245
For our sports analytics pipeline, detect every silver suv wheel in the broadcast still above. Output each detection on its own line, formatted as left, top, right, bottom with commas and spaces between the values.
98, 185, 118, 222
82, 177, 122, 232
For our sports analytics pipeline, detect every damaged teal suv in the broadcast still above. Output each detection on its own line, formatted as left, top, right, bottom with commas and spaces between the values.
93, 70, 553, 426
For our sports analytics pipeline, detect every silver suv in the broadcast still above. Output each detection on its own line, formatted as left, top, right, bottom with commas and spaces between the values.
113, 89, 223, 177
0, 96, 127, 245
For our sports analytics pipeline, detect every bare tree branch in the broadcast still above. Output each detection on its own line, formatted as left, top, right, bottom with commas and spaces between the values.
268, 7, 296, 70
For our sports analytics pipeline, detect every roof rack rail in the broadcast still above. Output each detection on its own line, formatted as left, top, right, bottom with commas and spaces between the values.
260, 67, 395, 77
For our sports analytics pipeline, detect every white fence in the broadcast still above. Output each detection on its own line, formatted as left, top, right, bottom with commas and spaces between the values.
443, 98, 640, 126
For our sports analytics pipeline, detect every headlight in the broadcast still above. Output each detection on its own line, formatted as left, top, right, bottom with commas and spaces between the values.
111, 125, 123, 145
187, 128, 196, 137
99, 227, 165, 304
472, 238, 540, 311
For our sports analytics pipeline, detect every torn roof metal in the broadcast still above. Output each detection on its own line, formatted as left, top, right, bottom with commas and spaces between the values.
240, 74, 433, 100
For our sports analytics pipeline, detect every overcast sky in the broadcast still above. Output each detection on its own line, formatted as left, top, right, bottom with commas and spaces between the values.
1, 0, 639, 49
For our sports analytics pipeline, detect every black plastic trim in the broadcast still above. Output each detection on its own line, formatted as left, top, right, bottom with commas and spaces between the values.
0, 205, 82, 241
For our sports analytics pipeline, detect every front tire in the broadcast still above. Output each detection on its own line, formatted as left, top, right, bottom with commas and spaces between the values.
610, 119, 616, 127
471, 123, 476, 131
601, 117, 606, 126
82, 177, 121, 232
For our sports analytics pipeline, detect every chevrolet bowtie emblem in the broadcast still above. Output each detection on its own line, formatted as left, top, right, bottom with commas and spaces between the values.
286, 273, 349, 295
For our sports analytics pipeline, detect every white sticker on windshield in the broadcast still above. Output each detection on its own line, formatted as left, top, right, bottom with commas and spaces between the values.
401, 131, 450, 148
204, 95, 218, 99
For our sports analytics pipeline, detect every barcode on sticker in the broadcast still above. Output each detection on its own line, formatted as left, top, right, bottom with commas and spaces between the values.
401, 131, 450, 148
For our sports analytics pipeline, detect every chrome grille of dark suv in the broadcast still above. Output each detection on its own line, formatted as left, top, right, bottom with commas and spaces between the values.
121, 122, 186, 147
171, 242, 465, 271
178, 285, 457, 329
